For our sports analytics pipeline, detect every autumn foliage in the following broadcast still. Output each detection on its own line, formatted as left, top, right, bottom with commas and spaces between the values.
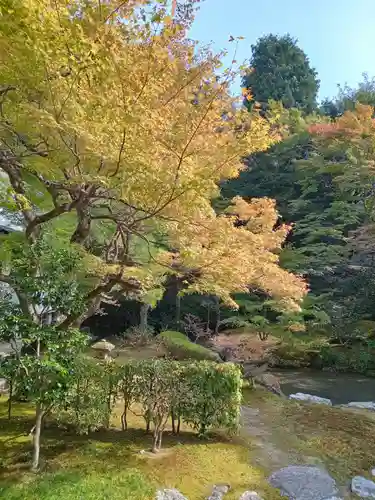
170, 196, 306, 309
309, 104, 375, 138
0, 0, 305, 326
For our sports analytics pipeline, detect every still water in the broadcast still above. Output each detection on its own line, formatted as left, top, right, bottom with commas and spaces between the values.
272, 368, 375, 405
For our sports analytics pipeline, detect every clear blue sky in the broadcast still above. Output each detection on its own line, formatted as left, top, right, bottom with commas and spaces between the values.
189, 0, 375, 101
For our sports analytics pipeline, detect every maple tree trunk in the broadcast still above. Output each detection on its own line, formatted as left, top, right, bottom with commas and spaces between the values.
71, 205, 91, 244
59, 276, 121, 329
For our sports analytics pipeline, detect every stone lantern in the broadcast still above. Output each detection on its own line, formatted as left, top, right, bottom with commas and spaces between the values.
91, 339, 115, 361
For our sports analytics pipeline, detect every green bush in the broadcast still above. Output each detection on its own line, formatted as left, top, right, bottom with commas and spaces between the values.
158, 331, 221, 361
181, 361, 242, 436
54, 357, 120, 434
53, 358, 242, 451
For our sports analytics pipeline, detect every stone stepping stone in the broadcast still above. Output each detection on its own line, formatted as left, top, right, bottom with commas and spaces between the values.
351, 476, 375, 498
289, 393, 332, 406
156, 489, 187, 500
269, 465, 341, 500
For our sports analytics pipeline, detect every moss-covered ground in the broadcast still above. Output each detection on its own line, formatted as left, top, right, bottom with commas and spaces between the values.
242, 389, 375, 493
1, 389, 375, 499
0, 398, 280, 500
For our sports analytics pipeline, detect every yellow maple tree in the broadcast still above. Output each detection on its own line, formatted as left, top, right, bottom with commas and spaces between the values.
168, 196, 306, 310
0, 0, 303, 326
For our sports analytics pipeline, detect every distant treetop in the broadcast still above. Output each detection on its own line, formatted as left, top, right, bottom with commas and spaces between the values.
242, 34, 320, 114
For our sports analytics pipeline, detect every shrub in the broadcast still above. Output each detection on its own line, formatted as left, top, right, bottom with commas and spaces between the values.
53, 358, 242, 451
54, 357, 119, 434
181, 361, 242, 436
218, 316, 251, 330
158, 331, 221, 361
120, 325, 155, 346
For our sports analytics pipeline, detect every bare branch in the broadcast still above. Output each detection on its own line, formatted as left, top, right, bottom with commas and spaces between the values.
103, 1, 128, 23
110, 128, 126, 178
56, 68, 83, 121
162, 64, 208, 107
0, 85, 16, 97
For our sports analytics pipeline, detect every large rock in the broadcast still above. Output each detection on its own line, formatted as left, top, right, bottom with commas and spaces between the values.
156, 489, 187, 500
239, 492, 263, 500
269, 465, 340, 500
289, 393, 332, 406
207, 484, 230, 499
345, 401, 375, 411
351, 476, 375, 498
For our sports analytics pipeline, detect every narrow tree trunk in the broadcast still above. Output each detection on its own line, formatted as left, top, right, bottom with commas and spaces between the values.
206, 307, 210, 333
199, 421, 206, 438
31, 404, 44, 471
199, 403, 208, 438
105, 393, 111, 429
157, 430, 162, 450
145, 410, 151, 433
121, 402, 128, 431
214, 298, 220, 336
171, 409, 176, 434
152, 427, 159, 453
177, 415, 181, 434
75, 379, 81, 424
139, 303, 150, 334
175, 294, 181, 329
7, 379, 12, 420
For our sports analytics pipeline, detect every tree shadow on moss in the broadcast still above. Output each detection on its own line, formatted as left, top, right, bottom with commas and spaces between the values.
0, 410, 238, 484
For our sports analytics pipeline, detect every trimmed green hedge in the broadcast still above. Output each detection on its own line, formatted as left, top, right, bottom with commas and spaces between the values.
158, 331, 221, 362
53, 359, 242, 448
